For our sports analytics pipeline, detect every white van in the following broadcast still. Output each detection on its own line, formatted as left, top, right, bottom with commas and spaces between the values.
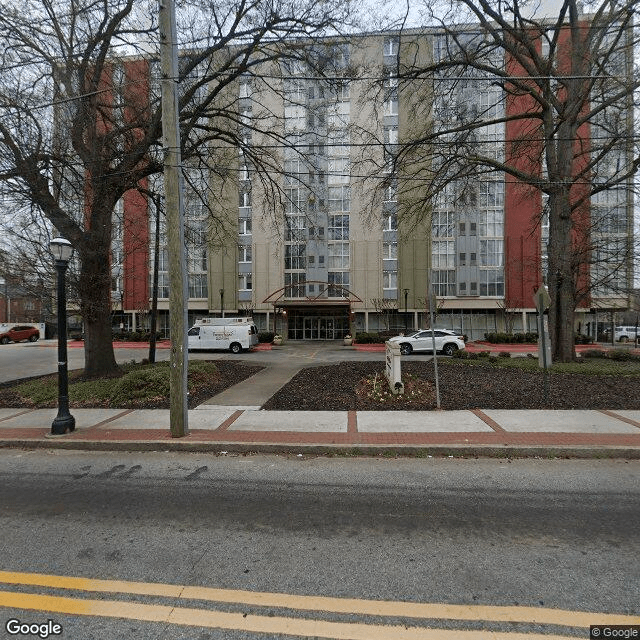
614, 326, 639, 343
187, 317, 259, 353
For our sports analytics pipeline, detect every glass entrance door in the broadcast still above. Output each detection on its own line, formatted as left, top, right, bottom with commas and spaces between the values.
303, 317, 337, 340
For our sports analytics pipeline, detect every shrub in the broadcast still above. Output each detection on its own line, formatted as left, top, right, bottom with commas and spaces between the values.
581, 349, 605, 359
477, 350, 491, 358
355, 332, 386, 344
258, 331, 274, 343
109, 367, 171, 403
498, 351, 512, 358
575, 333, 594, 345
483, 332, 538, 344
609, 349, 640, 362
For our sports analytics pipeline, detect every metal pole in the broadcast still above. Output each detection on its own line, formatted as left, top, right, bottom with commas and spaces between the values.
404, 288, 409, 332
160, 0, 189, 437
51, 260, 75, 435
427, 272, 441, 409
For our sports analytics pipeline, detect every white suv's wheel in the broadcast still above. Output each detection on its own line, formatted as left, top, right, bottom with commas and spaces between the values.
443, 343, 458, 356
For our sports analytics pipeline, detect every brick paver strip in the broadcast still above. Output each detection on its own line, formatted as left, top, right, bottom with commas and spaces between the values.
597, 409, 640, 430
215, 410, 244, 432
471, 409, 506, 432
347, 411, 358, 434
82, 409, 135, 430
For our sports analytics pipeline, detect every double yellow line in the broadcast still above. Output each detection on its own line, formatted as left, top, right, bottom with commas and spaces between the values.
0, 570, 636, 639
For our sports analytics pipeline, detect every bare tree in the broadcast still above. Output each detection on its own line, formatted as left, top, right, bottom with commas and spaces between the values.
376, 0, 639, 362
0, 0, 355, 376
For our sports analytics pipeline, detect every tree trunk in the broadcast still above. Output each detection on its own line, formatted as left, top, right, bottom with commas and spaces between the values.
78, 248, 120, 378
547, 187, 577, 362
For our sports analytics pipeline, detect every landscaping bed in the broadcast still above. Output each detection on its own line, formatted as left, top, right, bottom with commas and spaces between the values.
0, 360, 264, 410
261, 359, 640, 411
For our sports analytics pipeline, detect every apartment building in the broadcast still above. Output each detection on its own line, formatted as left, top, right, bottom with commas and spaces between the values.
110, 22, 634, 340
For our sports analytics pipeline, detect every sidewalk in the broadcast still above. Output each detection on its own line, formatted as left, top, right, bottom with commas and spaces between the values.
1, 406, 639, 458
2, 340, 639, 458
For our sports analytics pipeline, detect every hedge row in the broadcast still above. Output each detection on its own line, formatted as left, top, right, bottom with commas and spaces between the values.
354, 332, 389, 344
483, 332, 539, 344
581, 348, 640, 361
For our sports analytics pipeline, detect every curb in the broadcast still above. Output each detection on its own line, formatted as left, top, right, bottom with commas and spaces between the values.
1, 438, 639, 459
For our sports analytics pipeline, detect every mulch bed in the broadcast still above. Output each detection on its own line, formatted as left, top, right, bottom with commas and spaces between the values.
261, 361, 640, 411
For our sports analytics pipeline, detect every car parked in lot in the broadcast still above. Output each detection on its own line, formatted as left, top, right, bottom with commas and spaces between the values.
0, 325, 40, 344
387, 329, 465, 356
614, 326, 639, 343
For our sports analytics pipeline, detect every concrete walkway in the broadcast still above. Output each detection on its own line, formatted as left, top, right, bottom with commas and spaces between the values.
1, 406, 639, 457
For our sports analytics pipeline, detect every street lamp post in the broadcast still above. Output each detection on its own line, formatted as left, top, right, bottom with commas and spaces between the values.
404, 288, 409, 332
49, 237, 75, 435
219, 288, 224, 318
0, 277, 9, 323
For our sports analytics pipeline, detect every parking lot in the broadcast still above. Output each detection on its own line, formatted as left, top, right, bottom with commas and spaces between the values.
0, 339, 386, 384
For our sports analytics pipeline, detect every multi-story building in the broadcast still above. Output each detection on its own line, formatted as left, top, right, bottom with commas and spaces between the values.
109, 21, 634, 340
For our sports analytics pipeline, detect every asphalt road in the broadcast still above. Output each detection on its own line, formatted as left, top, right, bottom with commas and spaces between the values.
0, 451, 638, 639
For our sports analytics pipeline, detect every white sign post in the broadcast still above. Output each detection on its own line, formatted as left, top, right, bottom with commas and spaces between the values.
385, 341, 404, 394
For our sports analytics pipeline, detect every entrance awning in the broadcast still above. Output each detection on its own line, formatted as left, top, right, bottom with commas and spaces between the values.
262, 281, 363, 306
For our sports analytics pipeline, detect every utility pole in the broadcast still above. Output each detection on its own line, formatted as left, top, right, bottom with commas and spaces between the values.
159, 0, 188, 437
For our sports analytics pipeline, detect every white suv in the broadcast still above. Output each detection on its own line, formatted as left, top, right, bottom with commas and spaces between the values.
388, 329, 465, 356
614, 326, 639, 343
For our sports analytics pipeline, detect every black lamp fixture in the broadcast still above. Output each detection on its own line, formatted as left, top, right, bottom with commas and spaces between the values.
49, 237, 75, 435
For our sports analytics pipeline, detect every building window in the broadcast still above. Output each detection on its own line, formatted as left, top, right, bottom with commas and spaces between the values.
384, 37, 399, 57
432, 240, 455, 268
328, 241, 349, 270
383, 242, 397, 260
479, 269, 504, 296
432, 270, 456, 296
285, 215, 305, 241
383, 272, 397, 290
383, 70, 398, 116
285, 243, 306, 270
285, 272, 306, 298
238, 245, 252, 263
480, 239, 504, 266
239, 191, 251, 208
239, 218, 252, 235
328, 214, 349, 240
383, 213, 398, 231
328, 271, 349, 297
188, 273, 208, 298
238, 273, 252, 291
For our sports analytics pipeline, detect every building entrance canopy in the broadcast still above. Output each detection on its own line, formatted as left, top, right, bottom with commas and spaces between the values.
263, 282, 361, 340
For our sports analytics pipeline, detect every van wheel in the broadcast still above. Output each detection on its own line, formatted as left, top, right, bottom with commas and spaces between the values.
619, 336, 628, 343
229, 342, 242, 354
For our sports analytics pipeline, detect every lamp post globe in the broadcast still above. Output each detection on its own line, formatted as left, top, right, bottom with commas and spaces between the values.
49, 237, 75, 435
